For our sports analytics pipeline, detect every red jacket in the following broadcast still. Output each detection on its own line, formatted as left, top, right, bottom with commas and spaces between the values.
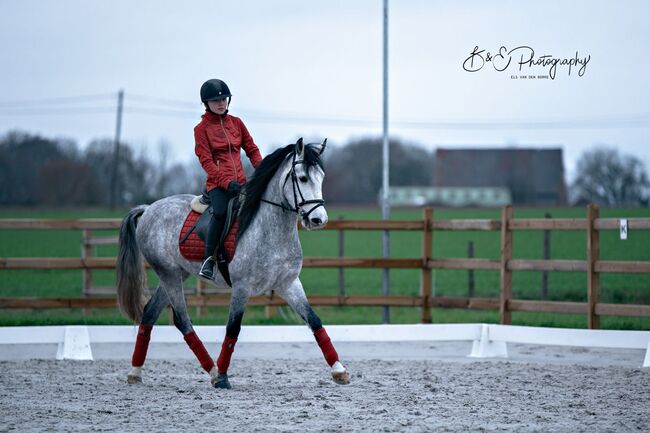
194, 110, 263, 191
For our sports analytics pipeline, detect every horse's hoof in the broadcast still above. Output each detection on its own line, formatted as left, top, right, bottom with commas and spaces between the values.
332, 370, 350, 385
212, 373, 231, 389
127, 374, 142, 384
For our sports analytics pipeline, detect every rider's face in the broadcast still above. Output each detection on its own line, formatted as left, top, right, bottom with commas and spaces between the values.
207, 98, 228, 115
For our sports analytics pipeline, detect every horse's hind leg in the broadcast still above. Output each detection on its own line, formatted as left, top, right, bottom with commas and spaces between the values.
127, 285, 169, 384
283, 279, 350, 385
160, 271, 217, 383
213, 290, 249, 389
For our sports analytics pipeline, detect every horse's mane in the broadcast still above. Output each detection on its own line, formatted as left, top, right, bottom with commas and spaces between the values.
237, 143, 324, 240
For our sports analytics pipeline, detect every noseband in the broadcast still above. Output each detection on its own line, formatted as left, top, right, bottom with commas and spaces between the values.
261, 152, 325, 221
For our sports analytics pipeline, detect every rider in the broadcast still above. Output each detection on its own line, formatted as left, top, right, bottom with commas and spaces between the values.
194, 79, 263, 280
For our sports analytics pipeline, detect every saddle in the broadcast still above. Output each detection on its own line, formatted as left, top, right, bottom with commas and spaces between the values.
178, 190, 240, 286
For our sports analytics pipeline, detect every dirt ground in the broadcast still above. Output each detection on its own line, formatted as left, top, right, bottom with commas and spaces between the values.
1, 346, 649, 432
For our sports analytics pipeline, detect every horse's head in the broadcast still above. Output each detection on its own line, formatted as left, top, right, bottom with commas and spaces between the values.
281, 137, 328, 230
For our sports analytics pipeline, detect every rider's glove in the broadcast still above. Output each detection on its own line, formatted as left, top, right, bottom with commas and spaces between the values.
227, 180, 242, 196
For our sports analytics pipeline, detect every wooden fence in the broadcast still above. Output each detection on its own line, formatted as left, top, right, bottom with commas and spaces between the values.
1, 204, 650, 328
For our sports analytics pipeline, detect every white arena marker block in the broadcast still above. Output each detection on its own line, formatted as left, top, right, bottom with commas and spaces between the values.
56, 326, 93, 361
643, 339, 650, 368
469, 324, 508, 358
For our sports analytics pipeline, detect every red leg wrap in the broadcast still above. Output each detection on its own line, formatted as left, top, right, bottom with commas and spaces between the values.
217, 336, 238, 374
184, 331, 215, 373
314, 327, 339, 367
131, 324, 153, 367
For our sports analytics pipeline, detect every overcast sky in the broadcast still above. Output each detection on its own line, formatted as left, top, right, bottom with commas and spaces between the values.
1, 0, 649, 180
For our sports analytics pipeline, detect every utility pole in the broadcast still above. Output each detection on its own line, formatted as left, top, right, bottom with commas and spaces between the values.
109, 89, 124, 210
381, 0, 390, 324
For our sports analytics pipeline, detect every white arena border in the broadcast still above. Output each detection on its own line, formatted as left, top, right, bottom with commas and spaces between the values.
0, 323, 648, 367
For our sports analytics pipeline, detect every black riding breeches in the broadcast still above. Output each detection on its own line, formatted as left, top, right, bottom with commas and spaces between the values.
204, 187, 230, 258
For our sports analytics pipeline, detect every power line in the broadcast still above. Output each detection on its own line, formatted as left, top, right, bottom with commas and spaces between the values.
1, 106, 649, 130
390, 118, 650, 130
220, 113, 650, 130
127, 93, 198, 109
0, 106, 116, 115
0, 93, 115, 107
0, 92, 649, 130
123, 106, 198, 117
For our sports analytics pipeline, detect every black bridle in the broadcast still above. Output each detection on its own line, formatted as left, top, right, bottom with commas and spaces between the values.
261, 152, 325, 222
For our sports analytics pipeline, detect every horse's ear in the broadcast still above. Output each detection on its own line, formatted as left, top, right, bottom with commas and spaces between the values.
313, 138, 327, 155
295, 137, 304, 156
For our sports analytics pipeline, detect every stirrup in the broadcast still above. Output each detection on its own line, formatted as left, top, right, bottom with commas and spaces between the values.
199, 257, 216, 280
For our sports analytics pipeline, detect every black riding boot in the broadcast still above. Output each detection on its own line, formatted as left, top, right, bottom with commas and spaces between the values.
199, 216, 225, 280
199, 188, 229, 281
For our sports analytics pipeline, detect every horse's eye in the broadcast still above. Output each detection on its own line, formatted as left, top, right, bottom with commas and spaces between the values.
299, 176, 308, 183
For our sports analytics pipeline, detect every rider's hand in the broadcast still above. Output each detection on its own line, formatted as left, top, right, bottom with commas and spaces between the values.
227, 181, 242, 196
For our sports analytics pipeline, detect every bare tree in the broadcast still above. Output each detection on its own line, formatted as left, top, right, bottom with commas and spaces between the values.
85, 138, 156, 206
187, 159, 207, 193
38, 159, 101, 206
323, 137, 434, 203
0, 131, 67, 205
154, 139, 171, 198
0, 129, 259, 207
571, 147, 649, 206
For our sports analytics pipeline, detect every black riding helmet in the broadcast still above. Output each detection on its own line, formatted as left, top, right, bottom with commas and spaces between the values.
200, 79, 232, 102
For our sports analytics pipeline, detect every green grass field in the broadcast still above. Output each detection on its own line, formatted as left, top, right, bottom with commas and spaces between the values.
1, 206, 649, 329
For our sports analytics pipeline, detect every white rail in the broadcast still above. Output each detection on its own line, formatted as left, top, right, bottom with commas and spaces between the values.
0, 324, 648, 367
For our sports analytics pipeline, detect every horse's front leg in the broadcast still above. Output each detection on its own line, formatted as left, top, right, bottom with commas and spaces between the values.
283, 279, 350, 385
213, 290, 248, 389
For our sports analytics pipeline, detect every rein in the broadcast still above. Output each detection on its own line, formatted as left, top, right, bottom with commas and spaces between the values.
260, 152, 324, 221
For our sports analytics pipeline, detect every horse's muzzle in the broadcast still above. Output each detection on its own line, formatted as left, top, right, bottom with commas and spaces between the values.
302, 209, 328, 230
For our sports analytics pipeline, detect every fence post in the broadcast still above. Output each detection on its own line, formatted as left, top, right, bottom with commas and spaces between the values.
467, 241, 475, 298
587, 204, 600, 329
265, 304, 278, 318
421, 207, 433, 323
338, 216, 345, 299
196, 278, 207, 317
499, 206, 513, 324
81, 229, 93, 316
541, 212, 551, 300
265, 290, 277, 319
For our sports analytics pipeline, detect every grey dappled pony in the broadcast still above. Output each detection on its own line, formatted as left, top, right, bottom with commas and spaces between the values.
116, 139, 350, 388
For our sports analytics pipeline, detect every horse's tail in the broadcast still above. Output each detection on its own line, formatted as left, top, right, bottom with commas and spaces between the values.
116, 205, 148, 323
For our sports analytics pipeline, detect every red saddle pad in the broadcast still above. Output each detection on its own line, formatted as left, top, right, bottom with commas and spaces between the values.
178, 210, 239, 263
